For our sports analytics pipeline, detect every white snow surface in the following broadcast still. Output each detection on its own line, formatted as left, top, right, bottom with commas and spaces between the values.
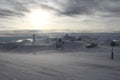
0, 47, 120, 80
0, 33, 120, 80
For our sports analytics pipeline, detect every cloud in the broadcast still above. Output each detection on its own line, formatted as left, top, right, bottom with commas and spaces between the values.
0, 0, 57, 18
98, 0, 120, 17
0, 9, 24, 18
1, 0, 120, 18
45, 0, 120, 18
0, 0, 120, 32
39, 4, 61, 13
58, 0, 98, 16
0, 0, 30, 18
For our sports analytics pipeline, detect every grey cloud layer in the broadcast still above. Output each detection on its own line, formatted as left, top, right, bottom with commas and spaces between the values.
55, 0, 120, 17
0, 0, 29, 18
0, 0, 120, 18
59, 0, 98, 16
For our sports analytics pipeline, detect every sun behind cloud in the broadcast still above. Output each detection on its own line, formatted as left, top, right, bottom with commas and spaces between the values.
29, 9, 50, 29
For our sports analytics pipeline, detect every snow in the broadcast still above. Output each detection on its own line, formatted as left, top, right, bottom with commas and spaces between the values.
0, 50, 120, 80
0, 33, 120, 80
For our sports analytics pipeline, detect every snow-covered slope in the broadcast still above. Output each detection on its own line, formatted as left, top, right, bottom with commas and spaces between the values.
0, 48, 120, 80
0, 33, 120, 80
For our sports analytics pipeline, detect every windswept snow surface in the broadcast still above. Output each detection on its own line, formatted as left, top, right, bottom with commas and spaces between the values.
0, 33, 120, 80
0, 47, 120, 80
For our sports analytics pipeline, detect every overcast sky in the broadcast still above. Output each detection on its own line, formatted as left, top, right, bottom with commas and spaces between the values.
0, 0, 120, 32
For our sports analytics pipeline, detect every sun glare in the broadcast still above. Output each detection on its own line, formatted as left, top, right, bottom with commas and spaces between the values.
29, 9, 49, 28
